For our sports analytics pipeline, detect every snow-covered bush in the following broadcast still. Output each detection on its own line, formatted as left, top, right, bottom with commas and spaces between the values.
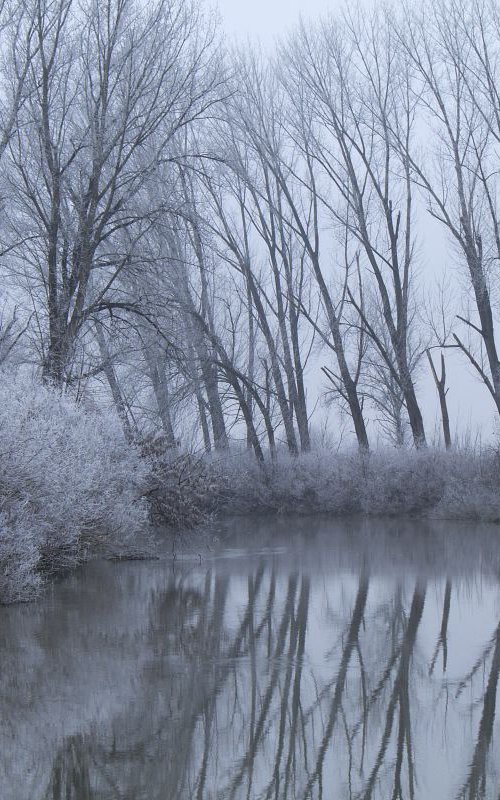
0, 373, 149, 603
359, 449, 447, 515
436, 448, 500, 521
214, 446, 500, 522
218, 449, 362, 515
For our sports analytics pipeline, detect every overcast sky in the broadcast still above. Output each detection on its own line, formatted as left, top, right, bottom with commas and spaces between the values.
216, 0, 335, 45
214, 0, 497, 444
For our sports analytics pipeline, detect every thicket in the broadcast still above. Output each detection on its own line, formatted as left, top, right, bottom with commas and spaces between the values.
216, 448, 500, 521
149, 445, 500, 525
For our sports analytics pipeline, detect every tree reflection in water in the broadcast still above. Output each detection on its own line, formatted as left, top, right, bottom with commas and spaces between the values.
2, 517, 500, 800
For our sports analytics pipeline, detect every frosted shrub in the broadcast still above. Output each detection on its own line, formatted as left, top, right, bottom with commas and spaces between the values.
0, 513, 41, 602
218, 449, 365, 515
361, 450, 446, 515
436, 449, 500, 521
147, 452, 229, 529
217, 447, 500, 522
0, 373, 149, 603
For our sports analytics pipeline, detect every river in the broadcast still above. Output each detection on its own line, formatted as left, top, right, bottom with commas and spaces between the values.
1, 515, 500, 799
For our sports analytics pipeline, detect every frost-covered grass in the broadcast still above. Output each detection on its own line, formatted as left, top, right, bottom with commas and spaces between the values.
0, 374, 149, 603
202, 447, 500, 522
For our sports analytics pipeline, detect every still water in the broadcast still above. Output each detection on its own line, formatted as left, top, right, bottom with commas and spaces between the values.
2, 516, 500, 799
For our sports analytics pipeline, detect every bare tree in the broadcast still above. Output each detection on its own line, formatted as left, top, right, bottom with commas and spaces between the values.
396, 0, 500, 419
198, 129, 302, 455
0, 0, 39, 162
283, 11, 427, 446
5, 0, 223, 385
229, 57, 370, 449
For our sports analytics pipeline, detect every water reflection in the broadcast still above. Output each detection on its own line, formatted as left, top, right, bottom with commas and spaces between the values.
1, 516, 500, 799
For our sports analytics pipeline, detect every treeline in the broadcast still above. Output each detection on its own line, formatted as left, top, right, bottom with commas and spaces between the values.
0, 0, 499, 455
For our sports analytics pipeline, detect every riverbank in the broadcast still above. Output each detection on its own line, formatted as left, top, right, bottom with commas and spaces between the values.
215, 447, 500, 520
2, 374, 500, 604
150, 446, 500, 531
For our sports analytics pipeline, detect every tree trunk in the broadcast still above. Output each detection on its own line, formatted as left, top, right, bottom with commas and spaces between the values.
246, 284, 256, 451
313, 256, 369, 450
426, 350, 452, 450
403, 378, 427, 448
95, 325, 136, 443
244, 269, 299, 454
143, 345, 177, 448
195, 390, 212, 454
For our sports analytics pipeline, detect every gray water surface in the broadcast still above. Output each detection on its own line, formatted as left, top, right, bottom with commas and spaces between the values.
2, 515, 500, 799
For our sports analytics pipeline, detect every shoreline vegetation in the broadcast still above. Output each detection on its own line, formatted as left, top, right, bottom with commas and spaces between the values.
2, 375, 500, 604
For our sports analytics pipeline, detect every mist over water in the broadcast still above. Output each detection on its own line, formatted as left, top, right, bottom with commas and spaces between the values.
1, 516, 500, 799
